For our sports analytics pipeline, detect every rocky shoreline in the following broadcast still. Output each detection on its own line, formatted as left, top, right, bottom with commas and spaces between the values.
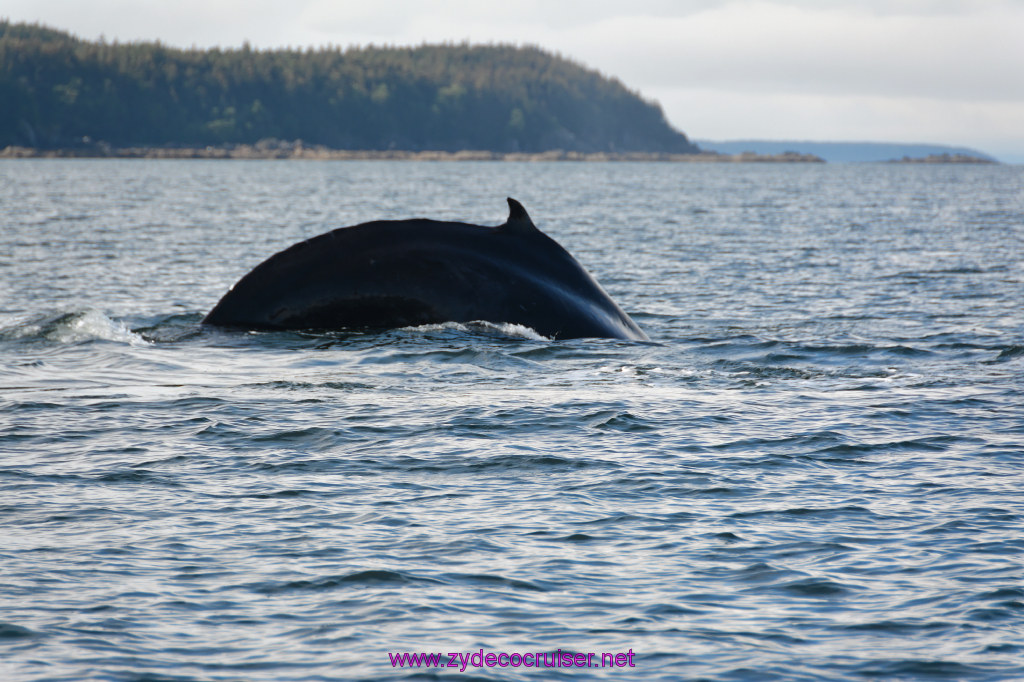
0, 142, 824, 163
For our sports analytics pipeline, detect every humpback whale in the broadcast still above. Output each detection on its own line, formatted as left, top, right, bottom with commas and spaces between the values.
203, 198, 648, 341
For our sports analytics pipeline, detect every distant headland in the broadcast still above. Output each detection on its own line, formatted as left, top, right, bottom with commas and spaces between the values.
698, 140, 1000, 163
0, 140, 823, 162
1, 20, 700, 156
887, 153, 995, 164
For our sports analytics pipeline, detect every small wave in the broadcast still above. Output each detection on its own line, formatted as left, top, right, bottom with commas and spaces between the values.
92, 469, 182, 486
644, 603, 705, 616
132, 312, 205, 343
242, 379, 374, 392
585, 409, 657, 432
0, 622, 39, 639
0, 310, 149, 347
987, 345, 1024, 363
776, 577, 851, 597
445, 572, 550, 592
841, 619, 952, 634
730, 505, 876, 520
966, 606, 1021, 623
249, 570, 440, 594
858, 659, 992, 679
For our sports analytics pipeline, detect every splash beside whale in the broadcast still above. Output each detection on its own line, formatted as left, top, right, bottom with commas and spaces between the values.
202, 198, 648, 341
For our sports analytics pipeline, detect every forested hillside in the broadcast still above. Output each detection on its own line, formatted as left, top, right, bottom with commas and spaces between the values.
0, 21, 698, 153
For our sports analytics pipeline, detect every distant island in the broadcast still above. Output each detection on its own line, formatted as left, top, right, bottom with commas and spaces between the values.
887, 153, 996, 164
1, 20, 699, 155
697, 140, 999, 163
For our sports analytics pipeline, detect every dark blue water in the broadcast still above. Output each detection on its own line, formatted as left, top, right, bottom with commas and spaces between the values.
2, 160, 1023, 681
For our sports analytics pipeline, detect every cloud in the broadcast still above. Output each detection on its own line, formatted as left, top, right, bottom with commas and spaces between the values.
296, 0, 719, 37
558, 2, 1024, 102
2, 0, 301, 47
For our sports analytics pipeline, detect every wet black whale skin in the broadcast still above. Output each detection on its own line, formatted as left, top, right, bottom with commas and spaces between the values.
203, 198, 648, 341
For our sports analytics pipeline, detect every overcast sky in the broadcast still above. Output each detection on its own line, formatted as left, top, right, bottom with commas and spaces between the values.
7, 0, 1023, 161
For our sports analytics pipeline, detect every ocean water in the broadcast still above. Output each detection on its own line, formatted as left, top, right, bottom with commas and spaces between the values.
1, 159, 1023, 681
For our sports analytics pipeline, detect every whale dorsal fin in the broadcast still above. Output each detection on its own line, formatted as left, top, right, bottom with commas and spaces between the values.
500, 197, 539, 235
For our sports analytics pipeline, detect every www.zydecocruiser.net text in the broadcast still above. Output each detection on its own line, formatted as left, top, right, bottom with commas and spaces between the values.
388, 648, 637, 671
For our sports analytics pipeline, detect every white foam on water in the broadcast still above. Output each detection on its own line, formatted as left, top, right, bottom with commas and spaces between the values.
43, 310, 151, 346
400, 320, 548, 340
